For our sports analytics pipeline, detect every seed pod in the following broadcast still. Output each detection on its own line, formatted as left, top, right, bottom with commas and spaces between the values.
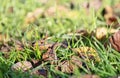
110, 30, 120, 52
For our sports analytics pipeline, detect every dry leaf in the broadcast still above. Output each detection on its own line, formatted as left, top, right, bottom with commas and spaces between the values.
0, 43, 11, 52
72, 47, 100, 62
42, 43, 58, 63
71, 55, 82, 68
14, 40, 24, 51
103, 6, 119, 27
56, 60, 74, 73
34, 44, 53, 50
30, 59, 41, 68
25, 8, 44, 24
82, 0, 102, 14
110, 30, 120, 52
44, 5, 69, 17
11, 61, 33, 71
31, 68, 47, 78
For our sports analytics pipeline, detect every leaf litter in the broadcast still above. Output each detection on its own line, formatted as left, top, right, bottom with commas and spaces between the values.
1, 0, 120, 78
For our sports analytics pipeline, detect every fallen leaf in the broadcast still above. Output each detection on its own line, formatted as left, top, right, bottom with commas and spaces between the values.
42, 43, 67, 62
82, 0, 102, 14
30, 59, 41, 68
71, 55, 82, 68
0, 43, 11, 52
72, 47, 100, 62
44, 5, 69, 17
24, 8, 44, 24
31, 68, 47, 78
11, 61, 33, 71
105, 15, 118, 27
110, 30, 120, 52
14, 40, 24, 51
56, 60, 74, 73
42, 43, 58, 63
103, 6, 119, 27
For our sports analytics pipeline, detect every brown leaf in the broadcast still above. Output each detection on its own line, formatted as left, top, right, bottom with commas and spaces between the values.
25, 8, 44, 24
14, 40, 24, 51
44, 5, 69, 17
31, 69, 47, 78
56, 60, 74, 73
30, 59, 41, 68
105, 15, 118, 27
0, 43, 11, 52
72, 47, 100, 62
11, 61, 33, 71
82, 0, 102, 14
110, 30, 120, 52
34, 43, 53, 50
71, 55, 82, 68
103, 6, 119, 27
42, 43, 58, 62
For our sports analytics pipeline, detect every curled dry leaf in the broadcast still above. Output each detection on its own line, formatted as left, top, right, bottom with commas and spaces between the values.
72, 47, 100, 62
82, 0, 102, 14
44, 5, 69, 17
81, 74, 99, 78
42, 43, 58, 62
42, 43, 67, 62
110, 30, 120, 52
95, 27, 118, 40
30, 59, 41, 68
0, 43, 11, 52
25, 8, 44, 24
34, 44, 53, 50
103, 6, 119, 27
31, 69, 47, 78
56, 60, 74, 73
71, 55, 82, 68
14, 40, 24, 51
33, 36, 54, 50
11, 61, 33, 71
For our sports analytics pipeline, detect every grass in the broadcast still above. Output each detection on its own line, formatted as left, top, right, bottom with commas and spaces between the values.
0, 0, 120, 78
